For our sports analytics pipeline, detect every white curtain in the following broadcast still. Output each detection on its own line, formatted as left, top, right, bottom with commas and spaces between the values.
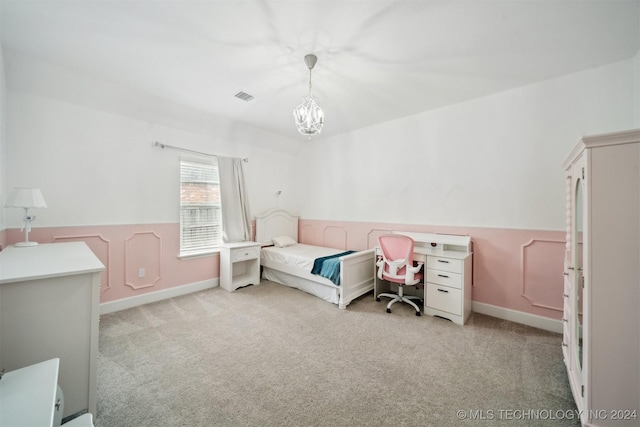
218, 156, 251, 243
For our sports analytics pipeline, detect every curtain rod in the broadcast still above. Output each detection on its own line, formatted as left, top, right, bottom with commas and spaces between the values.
153, 141, 248, 162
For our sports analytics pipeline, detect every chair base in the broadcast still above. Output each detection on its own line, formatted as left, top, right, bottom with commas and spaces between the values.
377, 292, 423, 316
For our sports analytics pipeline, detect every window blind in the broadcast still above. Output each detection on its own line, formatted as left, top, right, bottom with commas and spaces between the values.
180, 159, 222, 254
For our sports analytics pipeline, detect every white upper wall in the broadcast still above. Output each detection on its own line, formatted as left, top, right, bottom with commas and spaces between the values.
4, 49, 639, 232
4, 66, 301, 228
295, 56, 638, 231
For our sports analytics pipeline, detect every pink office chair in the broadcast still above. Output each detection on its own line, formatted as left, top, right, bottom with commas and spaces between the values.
376, 234, 424, 316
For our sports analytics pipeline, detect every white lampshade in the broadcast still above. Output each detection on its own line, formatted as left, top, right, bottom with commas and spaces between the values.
5, 187, 48, 208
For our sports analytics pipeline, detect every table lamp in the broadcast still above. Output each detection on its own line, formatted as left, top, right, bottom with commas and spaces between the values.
4, 187, 48, 247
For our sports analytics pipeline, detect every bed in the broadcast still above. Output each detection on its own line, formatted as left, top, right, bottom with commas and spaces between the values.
256, 209, 376, 309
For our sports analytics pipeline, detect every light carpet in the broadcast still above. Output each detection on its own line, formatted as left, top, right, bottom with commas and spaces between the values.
96, 280, 579, 427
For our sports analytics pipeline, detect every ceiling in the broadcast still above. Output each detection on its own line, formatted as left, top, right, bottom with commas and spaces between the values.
1, 0, 639, 140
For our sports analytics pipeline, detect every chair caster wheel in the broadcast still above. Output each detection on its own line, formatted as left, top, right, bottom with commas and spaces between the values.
416, 311, 421, 317
376, 297, 381, 302
386, 308, 391, 313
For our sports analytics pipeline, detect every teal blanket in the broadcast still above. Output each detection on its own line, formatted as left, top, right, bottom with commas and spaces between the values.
311, 251, 355, 286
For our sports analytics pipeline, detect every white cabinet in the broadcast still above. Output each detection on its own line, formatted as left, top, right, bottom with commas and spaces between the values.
563, 129, 640, 426
220, 242, 261, 292
424, 252, 472, 325
0, 242, 104, 419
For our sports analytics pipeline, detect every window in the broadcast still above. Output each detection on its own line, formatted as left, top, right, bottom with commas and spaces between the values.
180, 158, 222, 255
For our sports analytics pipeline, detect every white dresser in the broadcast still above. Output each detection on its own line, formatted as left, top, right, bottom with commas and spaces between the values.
563, 129, 640, 426
375, 232, 473, 325
0, 242, 104, 419
219, 241, 261, 292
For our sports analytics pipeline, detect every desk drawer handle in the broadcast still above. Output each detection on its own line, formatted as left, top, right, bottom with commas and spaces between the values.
437, 259, 450, 263
437, 288, 449, 293
437, 274, 449, 278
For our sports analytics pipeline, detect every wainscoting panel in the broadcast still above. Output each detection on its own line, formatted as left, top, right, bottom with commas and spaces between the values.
521, 238, 565, 311
6, 219, 565, 322
6, 224, 218, 305
124, 231, 162, 290
298, 218, 565, 321
300, 223, 317, 244
323, 226, 347, 250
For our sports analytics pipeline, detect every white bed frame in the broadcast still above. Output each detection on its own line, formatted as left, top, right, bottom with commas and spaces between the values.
255, 209, 375, 309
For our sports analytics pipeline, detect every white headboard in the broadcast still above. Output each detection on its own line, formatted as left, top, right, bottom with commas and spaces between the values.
255, 210, 299, 246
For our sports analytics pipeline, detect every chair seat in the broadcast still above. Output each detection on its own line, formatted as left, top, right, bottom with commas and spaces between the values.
381, 271, 423, 284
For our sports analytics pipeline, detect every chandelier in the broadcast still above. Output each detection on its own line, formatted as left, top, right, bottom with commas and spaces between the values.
293, 54, 324, 137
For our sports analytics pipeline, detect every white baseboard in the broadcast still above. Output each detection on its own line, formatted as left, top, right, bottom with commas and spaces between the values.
100, 279, 219, 315
472, 301, 563, 334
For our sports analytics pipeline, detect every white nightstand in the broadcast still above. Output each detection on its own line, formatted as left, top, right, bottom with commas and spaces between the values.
220, 242, 261, 292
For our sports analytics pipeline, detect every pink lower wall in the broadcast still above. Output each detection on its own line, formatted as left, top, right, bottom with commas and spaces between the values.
4, 219, 565, 320
5, 224, 218, 304
298, 218, 565, 320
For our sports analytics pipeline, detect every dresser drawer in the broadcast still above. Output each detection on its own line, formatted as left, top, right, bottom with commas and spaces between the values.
426, 283, 462, 316
427, 256, 462, 273
231, 246, 260, 262
426, 269, 462, 289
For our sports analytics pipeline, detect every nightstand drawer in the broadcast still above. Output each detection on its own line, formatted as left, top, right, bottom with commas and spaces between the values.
426, 256, 462, 273
426, 269, 462, 289
426, 283, 462, 316
231, 246, 260, 262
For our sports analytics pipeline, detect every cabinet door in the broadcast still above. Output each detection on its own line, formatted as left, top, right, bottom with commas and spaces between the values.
569, 153, 586, 400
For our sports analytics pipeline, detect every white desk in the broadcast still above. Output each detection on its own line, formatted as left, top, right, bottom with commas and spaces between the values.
375, 232, 472, 325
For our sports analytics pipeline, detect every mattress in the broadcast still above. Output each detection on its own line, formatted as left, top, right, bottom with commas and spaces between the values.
260, 244, 345, 272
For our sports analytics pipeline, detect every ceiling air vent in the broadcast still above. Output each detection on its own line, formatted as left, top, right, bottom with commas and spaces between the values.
234, 91, 254, 102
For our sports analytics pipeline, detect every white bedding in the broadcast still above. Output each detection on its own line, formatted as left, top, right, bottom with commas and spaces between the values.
260, 244, 346, 272
256, 209, 375, 309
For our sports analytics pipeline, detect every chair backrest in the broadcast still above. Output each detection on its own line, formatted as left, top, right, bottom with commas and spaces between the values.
378, 234, 415, 280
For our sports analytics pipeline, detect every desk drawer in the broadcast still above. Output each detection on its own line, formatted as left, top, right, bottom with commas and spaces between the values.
426, 256, 462, 273
426, 283, 462, 316
426, 269, 462, 289
231, 246, 260, 262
